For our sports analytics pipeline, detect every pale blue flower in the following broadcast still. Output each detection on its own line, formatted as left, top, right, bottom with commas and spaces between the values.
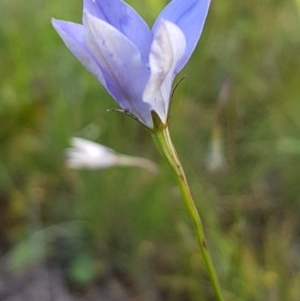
52, 0, 211, 129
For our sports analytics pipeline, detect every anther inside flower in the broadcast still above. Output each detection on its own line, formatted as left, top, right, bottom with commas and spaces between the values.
52, 0, 211, 129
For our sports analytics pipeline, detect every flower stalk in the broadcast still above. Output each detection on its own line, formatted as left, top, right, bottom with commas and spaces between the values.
151, 126, 225, 301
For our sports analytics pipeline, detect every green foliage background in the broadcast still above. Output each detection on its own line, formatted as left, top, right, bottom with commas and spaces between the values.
1, 0, 300, 300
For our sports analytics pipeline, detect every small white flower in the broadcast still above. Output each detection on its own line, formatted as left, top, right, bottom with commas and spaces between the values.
66, 137, 158, 173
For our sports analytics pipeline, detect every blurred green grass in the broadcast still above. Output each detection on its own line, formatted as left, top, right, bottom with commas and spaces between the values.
1, 0, 300, 300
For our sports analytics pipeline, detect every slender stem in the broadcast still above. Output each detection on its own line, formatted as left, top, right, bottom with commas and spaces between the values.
151, 126, 225, 301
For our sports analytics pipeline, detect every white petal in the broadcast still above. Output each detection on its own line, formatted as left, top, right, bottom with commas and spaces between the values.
66, 138, 118, 169
143, 21, 186, 123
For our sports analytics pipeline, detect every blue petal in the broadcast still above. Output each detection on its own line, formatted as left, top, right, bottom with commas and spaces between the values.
153, 0, 211, 73
83, 0, 152, 62
51, 19, 106, 85
143, 21, 186, 124
83, 11, 152, 126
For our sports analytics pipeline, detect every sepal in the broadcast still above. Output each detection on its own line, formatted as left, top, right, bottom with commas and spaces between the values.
151, 110, 168, 132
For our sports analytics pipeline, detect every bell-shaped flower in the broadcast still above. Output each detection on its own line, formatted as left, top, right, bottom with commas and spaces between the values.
52, 0, 211, 129
66, 137, 158, 173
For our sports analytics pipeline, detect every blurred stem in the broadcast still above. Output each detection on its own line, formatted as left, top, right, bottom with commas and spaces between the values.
296, 0, 300, 16
151, 126, 225, 301
116, 155, 158, 173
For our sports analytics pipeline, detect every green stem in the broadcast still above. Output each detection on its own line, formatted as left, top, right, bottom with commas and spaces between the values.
151, 126, 225, 301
